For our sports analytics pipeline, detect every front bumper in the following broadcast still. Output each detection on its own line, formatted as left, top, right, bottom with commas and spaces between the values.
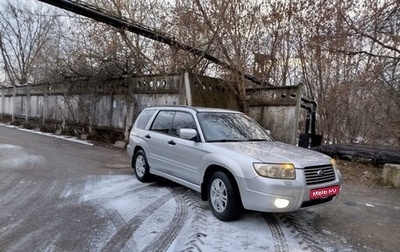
237, 169, 341, 212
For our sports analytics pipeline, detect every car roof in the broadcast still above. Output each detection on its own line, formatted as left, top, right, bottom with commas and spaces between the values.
144, 105, 241, 113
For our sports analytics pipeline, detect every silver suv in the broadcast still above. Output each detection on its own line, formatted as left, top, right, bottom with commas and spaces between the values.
127, 106, 342, 221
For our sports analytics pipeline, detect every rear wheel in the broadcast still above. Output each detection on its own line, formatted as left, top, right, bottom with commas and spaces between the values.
133, 150, 151, 182
208, 171, 242, 221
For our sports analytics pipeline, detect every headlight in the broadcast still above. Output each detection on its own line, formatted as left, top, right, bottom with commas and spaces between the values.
331, 159, 341, 178
253, 163, 296, 179
330, 159, 338, 169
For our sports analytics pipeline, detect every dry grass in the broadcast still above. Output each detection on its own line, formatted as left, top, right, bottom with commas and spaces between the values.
336, 159, 384, 187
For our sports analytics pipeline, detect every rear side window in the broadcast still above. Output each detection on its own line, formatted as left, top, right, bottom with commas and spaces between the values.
151, 111, 175, 134
136, 109, 156, 129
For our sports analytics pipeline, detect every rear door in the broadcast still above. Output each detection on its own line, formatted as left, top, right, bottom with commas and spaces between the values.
146, 110, 175, 172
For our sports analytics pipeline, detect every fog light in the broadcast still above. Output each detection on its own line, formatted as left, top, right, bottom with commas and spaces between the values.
274, 198, 290, 208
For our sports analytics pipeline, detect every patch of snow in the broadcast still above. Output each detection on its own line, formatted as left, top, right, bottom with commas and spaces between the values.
0, 143, 45, 168
0, 123, 93, 146
77, 174, 302, 251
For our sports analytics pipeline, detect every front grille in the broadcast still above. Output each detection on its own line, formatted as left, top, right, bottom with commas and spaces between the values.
304, 164, 336, 185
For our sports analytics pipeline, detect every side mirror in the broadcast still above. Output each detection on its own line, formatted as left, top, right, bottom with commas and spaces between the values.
179, 128, 198, 140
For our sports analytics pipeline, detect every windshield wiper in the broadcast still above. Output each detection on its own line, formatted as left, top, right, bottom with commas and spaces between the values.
248, 139, 268, 142
207, 138, 269, 143
207, 139, 244, 143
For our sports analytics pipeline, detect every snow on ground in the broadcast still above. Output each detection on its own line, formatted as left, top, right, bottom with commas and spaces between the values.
78, 174, 282, 251
75, 173, 353, 252
0, 123, 93, 146
0, 143, 45, 168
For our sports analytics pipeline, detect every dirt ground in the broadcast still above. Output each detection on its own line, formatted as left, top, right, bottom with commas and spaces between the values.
316, 159, 400, 252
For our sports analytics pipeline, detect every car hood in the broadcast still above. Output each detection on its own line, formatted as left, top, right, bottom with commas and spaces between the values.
213, 141, 332, 168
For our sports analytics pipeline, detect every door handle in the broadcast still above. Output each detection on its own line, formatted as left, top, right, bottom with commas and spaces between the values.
145, 134, 151, 139
168, 140, 176, 145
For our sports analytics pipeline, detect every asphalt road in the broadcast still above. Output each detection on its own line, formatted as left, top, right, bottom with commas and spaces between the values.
1, 125, 399, 252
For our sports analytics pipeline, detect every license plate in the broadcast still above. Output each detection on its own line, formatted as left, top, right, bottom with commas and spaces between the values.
310, 185, 340, 200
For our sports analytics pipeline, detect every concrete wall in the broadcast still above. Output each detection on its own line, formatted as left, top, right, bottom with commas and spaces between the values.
246, 85, 303, 145
0, 71, 237, 132
0, 96, 13, 115
188, 72, 238, 110
382, 163, 400, 188
0, 72, 306, 145
0, 74, 185, 131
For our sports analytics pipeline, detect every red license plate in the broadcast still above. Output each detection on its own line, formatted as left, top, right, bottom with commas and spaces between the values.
310, 185, 340, 200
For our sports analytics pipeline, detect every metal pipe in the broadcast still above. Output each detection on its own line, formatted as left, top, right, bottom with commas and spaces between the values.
37, 0, 266, 86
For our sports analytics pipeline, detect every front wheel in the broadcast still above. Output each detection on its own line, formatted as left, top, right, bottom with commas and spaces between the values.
208, 171, 242, 221
133, 150, 152, 182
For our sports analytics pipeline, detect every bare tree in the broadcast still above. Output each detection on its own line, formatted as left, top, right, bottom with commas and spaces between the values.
311, 0, 400, 145
8, 0, 399, 145
342, 0, 400, 144
0, 0, 58, 121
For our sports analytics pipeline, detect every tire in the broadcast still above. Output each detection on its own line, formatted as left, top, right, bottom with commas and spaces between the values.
133, 150, 152, 182
208, 171, 243, 221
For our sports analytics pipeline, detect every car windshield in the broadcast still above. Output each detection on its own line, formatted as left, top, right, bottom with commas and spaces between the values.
197, 112, 273, 142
